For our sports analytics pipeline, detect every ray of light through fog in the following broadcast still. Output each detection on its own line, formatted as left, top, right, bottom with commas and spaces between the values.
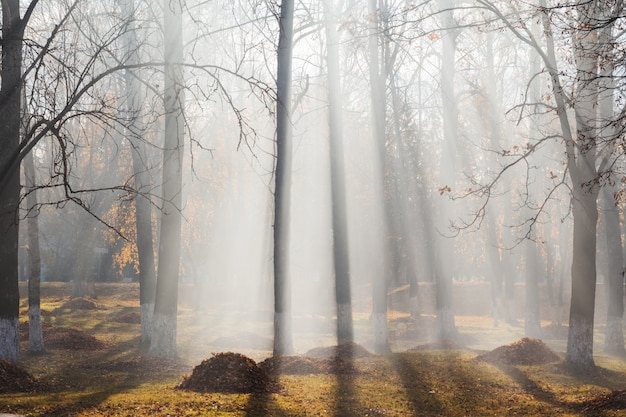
14, 0, 626, 365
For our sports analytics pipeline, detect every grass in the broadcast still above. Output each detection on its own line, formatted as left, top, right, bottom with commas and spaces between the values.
3, 282, 626, 416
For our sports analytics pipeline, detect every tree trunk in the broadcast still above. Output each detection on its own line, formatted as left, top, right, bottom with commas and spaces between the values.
565, 0, 601, 367
367, 0, 391, 353
120, 0, 157, 345
597, 7, 623, 354
524, 240, 541, 338
273, 0, 295, 356
0, 0, 24, 363
435, 0, 458, 340
323, 0, 354, 347
566, 189, 598, 368
24, 152, 44, 353
149, 0, 184, 358
602, 188, 624, 353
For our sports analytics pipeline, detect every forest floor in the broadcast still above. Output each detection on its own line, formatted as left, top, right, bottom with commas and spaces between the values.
2, 282, 626, 416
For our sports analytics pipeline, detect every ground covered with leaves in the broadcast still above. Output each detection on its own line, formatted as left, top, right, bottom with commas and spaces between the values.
3, 282, 626, 416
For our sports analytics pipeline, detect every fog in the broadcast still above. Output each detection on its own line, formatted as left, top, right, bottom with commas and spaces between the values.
13, 0, 626, 365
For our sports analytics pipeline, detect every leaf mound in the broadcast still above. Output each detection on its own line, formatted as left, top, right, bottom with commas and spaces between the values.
258, 356, 331, 375
20, 322, 106, 350
0, 359, 48, 393
111, 311, 141, 324
177, 352, 281, 393
60, 297, 100, 310
475, 337, 561, 366
304, 342, 374, 359
45, 326, 108, 350
302, 342, 373, 374
581, 389, 626, 413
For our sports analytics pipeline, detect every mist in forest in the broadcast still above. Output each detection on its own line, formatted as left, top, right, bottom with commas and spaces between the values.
10, 0, 626, 367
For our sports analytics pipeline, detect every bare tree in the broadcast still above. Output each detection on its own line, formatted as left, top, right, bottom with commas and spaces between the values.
0, 0, 37, 363
467, 0, 624, 369
119, 0, 158, 346
149, 0, 185, 358
23, 151, 45, 353
368, 0, 391, 353
273, 0, 295, 356
323, 0, 354, 347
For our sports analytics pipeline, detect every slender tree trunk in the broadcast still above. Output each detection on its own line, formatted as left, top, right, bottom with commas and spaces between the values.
597, 7, 624, 354
564, 0, 601, 369
323, 0, 354, 347
0, 0, 24, 363
482, 32, 506, 327
120, 0, 157, 345
367, 0, 391, 353
524, 241, 541, 338
435, 0, 458, 340
273, 0, 295, 356
149, 0, 184, 358
24, 152, 44, 353
523, 13, 542, 339
602, 188, 624, 353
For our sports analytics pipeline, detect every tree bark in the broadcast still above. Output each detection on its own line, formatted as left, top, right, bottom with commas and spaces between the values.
120, 0, 157, 345
435, 0, 458, 341
0, 0, 24, 363
24, 152, 44, 353
367, 0, 391, 353
602, 188, 624, 353
564, 0, 601, 369
524, 240, 541, 338
323, 0, 354, 347
566, 189, 598, 368
273, 0, 295, 356
149, 0, 184, 358
597, 6, 624, 354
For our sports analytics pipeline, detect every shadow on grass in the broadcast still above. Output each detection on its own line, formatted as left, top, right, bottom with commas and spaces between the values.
242, 355, 290, 417
37, 389, 122, 417
17, 337, 189, 417
332, 347, 359, 417
390, 352, 443, 415
494, 362, 626, 415
496, 364, 560, 406
244, 390, 290, 417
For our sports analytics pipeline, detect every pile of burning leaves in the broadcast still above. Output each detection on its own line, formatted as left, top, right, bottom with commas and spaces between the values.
0, 359, 48, 393
20, 322, 107, 350
177, 352, 281, 394
475, 337, 561, 366
580, 389, 626, 413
